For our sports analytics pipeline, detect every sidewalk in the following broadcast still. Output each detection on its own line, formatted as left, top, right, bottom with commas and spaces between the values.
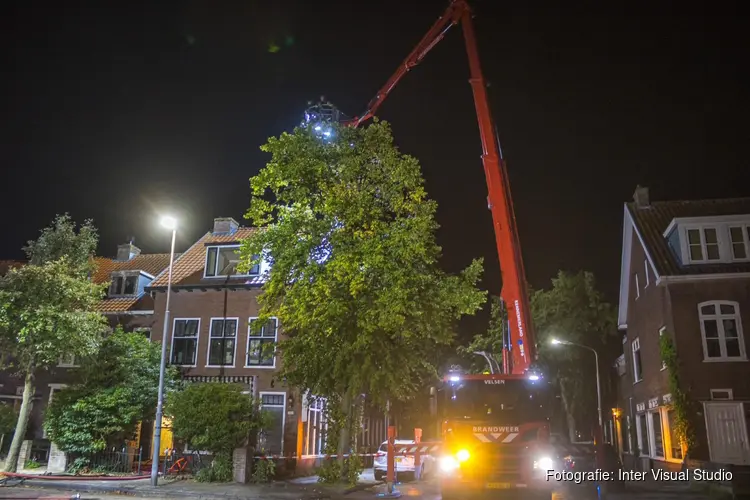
1, 469, 382, 500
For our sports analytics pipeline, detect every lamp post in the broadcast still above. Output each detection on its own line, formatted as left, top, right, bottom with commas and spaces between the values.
550, 338, 603, 430
151, 216, 177, 486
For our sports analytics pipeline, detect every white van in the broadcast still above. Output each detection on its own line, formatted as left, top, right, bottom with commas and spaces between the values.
373, 439, 435, 481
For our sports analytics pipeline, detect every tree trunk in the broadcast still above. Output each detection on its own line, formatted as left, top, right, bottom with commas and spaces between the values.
3, 369, 35, 473
559, 378, 577, 443
336, 391, 353, 478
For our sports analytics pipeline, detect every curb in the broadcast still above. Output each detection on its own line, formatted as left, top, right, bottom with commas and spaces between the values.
11, 479, 337, 500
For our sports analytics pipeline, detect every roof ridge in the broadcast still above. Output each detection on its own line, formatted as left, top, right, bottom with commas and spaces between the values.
629, 196, 750, 207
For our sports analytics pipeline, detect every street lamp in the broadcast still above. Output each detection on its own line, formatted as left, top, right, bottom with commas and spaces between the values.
151, 216, 177, 486
550, 338, 603, 430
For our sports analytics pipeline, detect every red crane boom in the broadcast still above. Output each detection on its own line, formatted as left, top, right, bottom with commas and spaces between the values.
346, 0, 534, 374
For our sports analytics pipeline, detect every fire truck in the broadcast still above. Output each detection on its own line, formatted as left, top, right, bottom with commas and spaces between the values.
340, 0, 557, 498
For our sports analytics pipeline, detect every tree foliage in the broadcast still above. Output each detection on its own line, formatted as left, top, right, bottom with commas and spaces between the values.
458, 295, 507, 372
240, 121, 486, 412
0, 215, 108, 472
532, 270, 618, 439
168, 383, 267, 458
43, 329, 180, 455
0, 403, 17, 436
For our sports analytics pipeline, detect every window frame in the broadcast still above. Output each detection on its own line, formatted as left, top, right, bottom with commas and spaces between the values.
108, 271, 141, 297
728, 225, 750, 262
634, 273, 640, 299
698, 301, 747, 362
635, 412, 650, 457
204, 245, 260, 279
684, 225, 721, 264
170, 317, 201, 368
245, 317, 279, 369
206, 317, 239, 368
632, 337, 643, 383
709, 388, 734, 400
58, 353, 78, 368
259, 391, 287, 454
646, 408, 665, 460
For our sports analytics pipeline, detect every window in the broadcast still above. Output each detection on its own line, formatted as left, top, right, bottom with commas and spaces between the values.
246, 317, 278, 367
58, 354, 78, 367
259, 392, 286, 455
634, 273, 640, 299
207, 318, 238, 366
632, 338, 643, 383
710, 388, 733, 400
205, 246, 259, 278
648, 410, 664, 458
686, 227, 720, 263
615, 354, 626, 376
666, 409, 683, 459
699, 301, 746, 361
171, 319, 200, 366
636, 413, 650, 456
659, 327, 667, 370
644, 260, 650, 287
622, 415, 631, 453
134, 327, 151, 342
109, 273, 139, 296
729, 226, 750, 260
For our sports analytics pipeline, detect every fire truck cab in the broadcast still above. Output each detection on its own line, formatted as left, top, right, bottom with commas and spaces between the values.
437, 373, 557, 500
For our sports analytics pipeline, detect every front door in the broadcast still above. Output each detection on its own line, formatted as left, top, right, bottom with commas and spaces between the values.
704, 402, 750, 465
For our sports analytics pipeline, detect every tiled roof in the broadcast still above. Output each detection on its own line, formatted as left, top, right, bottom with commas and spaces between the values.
150, 227, 257, 288
92, 253, 175, 284
628, 197, 750, 276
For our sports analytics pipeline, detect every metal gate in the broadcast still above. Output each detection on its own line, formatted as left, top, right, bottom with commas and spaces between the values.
704, 402, 750, 465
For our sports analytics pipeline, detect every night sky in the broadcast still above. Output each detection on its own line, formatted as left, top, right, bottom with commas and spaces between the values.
2, 1, 747, 336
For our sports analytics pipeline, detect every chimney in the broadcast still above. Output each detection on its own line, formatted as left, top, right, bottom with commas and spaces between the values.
633, 185, 650, 208
116, 240, 141, 261
213, 217, 239, 235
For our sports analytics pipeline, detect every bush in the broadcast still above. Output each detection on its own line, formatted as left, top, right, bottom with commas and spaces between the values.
0, 402, 17, 435
344, 453, 363, 487
316, 459, 341, 484
24, 458, 41, 469
195, 453, 233, 483
251, 458, 276, 483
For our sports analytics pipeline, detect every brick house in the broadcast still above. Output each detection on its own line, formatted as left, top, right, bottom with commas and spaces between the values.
613, 186, 750, 473
0, 244, 172, 468
146, 217, 304, 458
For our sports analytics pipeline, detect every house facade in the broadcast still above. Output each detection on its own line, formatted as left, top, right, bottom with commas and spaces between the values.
0, 245, 172, 468
613, 186, 750, 473
146, 217, 304, 457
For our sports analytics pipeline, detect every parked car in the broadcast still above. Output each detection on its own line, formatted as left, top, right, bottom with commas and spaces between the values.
373, 439, 436, 481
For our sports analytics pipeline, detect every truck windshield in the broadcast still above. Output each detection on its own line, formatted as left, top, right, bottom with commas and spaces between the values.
444, 379, 550, 424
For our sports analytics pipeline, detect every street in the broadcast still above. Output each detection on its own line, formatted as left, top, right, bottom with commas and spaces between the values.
0, 472, 715, 500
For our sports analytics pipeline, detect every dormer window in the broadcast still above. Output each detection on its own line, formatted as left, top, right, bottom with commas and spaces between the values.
204, 245, 259, 278
686, 227, 720, 263
109, 272, 139, 296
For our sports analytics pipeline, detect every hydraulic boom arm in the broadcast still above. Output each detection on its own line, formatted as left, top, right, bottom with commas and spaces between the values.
346, 0, 535, 374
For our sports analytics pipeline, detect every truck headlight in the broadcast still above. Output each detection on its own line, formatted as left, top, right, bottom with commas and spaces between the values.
440, 456, 459, 473
456, 449, 470, 462
534, 456, 554, 470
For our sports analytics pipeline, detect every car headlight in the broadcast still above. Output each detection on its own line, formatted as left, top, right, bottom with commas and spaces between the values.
456, 449, 470, 462
440, 456, 459, 473
534, 456, 554, 470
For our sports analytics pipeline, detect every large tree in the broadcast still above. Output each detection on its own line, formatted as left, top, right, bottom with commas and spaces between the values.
240, 120, 485, 475
44, 329, 180, 457
0, 215, 108, 472
532, 270, 618, 441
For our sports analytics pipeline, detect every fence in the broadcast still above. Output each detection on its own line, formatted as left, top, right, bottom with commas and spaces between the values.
67, 447, 144, 475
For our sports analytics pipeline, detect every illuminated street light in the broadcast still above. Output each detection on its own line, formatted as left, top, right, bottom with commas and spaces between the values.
550, 337, 602, 429
151, 216, 177, 487
160, 215, 177, 230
